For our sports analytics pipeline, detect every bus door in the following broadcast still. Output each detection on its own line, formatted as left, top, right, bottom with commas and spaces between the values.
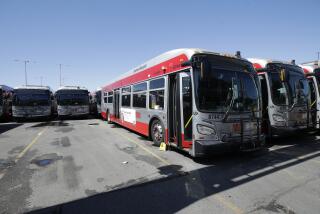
168, 72, 192, 148
258, 74, 269, 134
308, 76, 318, 128
113, 89, 120, 119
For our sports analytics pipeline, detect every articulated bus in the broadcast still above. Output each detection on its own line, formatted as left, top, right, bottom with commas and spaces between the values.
101, 49, 264, 157
12, 86, 54, 120
0, 85, 13, 120
55, 86, 90, 118
248, 59, 311, 137
300, 63, 320, 129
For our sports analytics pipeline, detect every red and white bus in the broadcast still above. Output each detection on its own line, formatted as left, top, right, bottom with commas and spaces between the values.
101, 49, 264, 157
248, 58, 311, 137
300, 62, 320, 129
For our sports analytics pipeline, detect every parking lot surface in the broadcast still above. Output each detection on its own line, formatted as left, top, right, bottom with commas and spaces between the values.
0, 119, 320, 214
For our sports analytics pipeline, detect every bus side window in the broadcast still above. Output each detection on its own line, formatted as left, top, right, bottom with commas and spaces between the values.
149, 78, 165, 110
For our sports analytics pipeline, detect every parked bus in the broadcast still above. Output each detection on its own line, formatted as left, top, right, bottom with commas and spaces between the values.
248, 59, 311, 137
0, 85, 14, 120
12, 85, 54, 120
300, 63, 320, 129
55, 86, 90, 118
101, 49, 264, 157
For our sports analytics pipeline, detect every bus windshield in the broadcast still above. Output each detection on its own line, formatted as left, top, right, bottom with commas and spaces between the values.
268, 65, 309, 106
193, 55, 259, 113
57, 93, 89, 106
13, 93, 50, 106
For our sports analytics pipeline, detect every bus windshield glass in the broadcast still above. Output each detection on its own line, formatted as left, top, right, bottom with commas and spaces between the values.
56, 90, 89, 106
193, 55, 259, 113
268, 64, 309, 106
13, 89, 50, 106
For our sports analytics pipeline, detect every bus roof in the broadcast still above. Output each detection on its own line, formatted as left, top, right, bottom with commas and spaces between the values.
56, 86, 88, 91
300, 60, 320, 67
102, 48, 249, 91
299, 64, 319, 74
14, 85, 51, 91
0, 85, 14, 92
247, 58, 297, 70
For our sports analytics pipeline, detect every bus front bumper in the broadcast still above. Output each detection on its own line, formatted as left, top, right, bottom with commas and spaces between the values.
194, 136, 265, 157
13, 112, 51, 118
271, 125, 309, 135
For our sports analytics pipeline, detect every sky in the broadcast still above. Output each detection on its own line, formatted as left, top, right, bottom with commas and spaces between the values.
0, 0, 319, 91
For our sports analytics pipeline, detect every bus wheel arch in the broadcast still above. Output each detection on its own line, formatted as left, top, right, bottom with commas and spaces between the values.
149, 116, 165, 146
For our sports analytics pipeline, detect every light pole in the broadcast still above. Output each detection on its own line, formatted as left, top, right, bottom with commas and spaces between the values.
58, 64, 69, 87
15, 59, 30, 86
59, 64, 62, 86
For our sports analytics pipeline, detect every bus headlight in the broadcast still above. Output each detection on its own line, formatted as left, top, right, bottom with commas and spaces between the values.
197, 124, 216, 135
272, 114, 286, 122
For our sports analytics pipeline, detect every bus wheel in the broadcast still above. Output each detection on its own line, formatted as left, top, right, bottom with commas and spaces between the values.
151, 119, 164, 146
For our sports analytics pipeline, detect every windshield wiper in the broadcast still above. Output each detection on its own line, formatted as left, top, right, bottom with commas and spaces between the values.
222, 78, 236, 122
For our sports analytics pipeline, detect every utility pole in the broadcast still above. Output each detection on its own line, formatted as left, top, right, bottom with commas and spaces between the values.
59, 64, 62, 86
15, 59, 30, 86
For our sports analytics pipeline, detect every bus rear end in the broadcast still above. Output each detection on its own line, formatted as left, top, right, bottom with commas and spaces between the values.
188, 54, 264, 157
55, 87, 90, 118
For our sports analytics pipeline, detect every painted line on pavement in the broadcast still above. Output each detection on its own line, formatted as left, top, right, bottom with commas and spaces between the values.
111, 128, 170, 165
108, 123, 244, 214
213, 195, 244, 214
15, 127, 47, 163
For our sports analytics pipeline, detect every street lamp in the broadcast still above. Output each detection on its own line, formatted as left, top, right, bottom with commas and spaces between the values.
58, 64, 70, 86
14, 59, 30, 86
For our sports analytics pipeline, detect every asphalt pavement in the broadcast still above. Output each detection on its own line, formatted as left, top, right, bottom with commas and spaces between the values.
0, 118, 320, 214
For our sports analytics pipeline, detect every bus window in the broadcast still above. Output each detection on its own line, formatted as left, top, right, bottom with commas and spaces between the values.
107, 96, 113, 103
149, 90, 164, 110
133, 82, 147, 92
150, 78, 164, 90
121, 94, 131, 107
133, 93, 146, 108
104, 97, 108, 103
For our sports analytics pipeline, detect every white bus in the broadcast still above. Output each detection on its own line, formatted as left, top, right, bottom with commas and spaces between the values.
12, 85, 54, 120
249, 59, 311, 137
101, 49, 264, 157
55, 86, 90, 118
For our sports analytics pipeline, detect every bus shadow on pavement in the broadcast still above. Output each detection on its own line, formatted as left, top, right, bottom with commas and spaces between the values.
0, 123, 23, 134
28, 137, 320, 214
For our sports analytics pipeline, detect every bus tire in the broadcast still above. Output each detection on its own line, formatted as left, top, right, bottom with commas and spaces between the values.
151, 119, 164, 146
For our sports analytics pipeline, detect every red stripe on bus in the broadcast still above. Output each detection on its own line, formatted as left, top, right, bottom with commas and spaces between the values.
253, 63, 262, 69
103, 54, 189, 91
181, 134, 192, 148
101, 111, 107, 119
